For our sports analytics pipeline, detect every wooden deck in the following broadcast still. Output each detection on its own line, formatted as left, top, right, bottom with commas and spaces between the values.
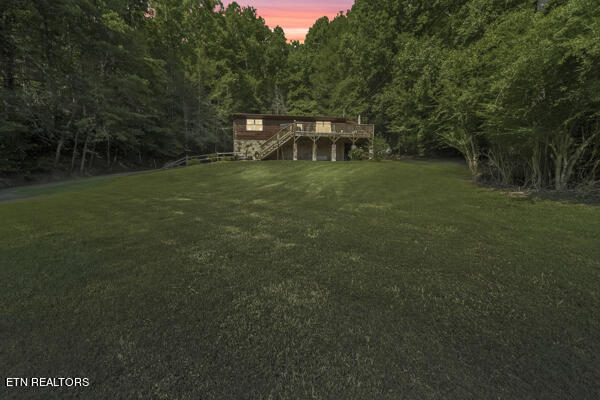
258, 123, 375, 161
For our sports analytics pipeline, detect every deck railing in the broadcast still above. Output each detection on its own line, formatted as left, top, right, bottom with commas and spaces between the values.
294, 122, 374, 138
257, 122, 375, 160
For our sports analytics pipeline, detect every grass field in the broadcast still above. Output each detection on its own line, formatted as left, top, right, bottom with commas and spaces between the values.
1, 161, 599, 399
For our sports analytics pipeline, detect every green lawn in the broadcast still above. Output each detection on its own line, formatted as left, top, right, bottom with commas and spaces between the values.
1, 161, 599, 399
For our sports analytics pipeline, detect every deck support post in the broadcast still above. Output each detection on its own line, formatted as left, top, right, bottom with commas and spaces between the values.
293, 140, 298, 161
368, 139, 374, 160
331, 143, 337, 162
312, 140, 317, 161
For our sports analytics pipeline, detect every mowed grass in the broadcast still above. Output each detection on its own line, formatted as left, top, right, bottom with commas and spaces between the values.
1, 161, 599, 399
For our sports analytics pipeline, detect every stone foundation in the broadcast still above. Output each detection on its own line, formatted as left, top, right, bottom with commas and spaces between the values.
234, 140, 264, 160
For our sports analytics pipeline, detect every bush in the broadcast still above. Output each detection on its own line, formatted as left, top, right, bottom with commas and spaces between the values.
348, 147, 366, 161
395, 133, 419, 156
372, 136, 389, 161
187, 158, 205, 166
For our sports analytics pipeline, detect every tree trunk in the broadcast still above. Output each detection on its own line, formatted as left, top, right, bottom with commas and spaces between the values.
551, 130, 599, 190
80, 132, 91, 173
106, 134, 111, 168
89, 138, 97, 169
54, 134, 65, 166
441, 129, 480, 178
70, 130, 79, 171
54, 114, 74, 167
1, 16, 16, 91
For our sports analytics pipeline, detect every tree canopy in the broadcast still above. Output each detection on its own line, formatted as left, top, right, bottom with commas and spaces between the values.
2, 0, 599, 189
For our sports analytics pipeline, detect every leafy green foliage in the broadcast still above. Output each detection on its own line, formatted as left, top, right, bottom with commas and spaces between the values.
348, 147, 366, 161
372, 136, 389, 161
283, 0, 600, 189
0, 0, 290, 176
2, 0, 599, 190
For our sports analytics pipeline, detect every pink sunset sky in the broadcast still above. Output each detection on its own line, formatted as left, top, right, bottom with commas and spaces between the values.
222, 0, 354, 42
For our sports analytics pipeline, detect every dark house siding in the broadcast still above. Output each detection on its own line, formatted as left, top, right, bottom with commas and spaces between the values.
233, 117, 290, 141
233, 114, 356, 142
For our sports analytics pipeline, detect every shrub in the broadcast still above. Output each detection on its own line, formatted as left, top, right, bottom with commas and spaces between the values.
372, 136, 389, 161
395, 134, 419, 156
348, 147, 366, 161
187, 158, 205, 166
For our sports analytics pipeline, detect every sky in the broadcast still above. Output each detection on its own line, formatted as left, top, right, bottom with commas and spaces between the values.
221, 1, 354, 42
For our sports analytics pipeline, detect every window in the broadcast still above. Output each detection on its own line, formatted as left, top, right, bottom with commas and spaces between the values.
296, 123, 304, 131
316, 121, 332, 133
246, 119, 263, 131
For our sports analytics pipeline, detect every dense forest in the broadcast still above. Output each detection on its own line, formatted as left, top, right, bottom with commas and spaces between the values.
1, 0, 599, 190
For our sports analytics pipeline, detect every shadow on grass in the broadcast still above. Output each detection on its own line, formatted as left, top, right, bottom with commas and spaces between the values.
477, 183, 600, 206
527, 189, 600, 206
0, 178, 113, 202
0, 170, 156, 202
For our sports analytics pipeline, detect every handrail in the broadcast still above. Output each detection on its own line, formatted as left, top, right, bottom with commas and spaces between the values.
296, 130, 373, 137
256, 123, 374, 161
258, 124, 295, 160
296, 123, 375, 136
259, 124, 294, 152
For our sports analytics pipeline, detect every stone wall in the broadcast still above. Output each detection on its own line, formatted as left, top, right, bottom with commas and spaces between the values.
234, 140, 264, 160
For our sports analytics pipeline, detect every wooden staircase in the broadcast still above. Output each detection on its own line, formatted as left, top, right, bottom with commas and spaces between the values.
257, 124, 295, 160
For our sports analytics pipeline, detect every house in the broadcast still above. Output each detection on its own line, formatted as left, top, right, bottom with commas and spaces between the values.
232, 114, 375, 161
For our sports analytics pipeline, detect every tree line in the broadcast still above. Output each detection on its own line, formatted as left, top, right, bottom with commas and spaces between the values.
1, 0, 288, 177
2, 0, 599, 190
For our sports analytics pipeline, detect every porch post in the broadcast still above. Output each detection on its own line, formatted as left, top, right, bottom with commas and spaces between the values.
277, 132, 280, 160
293, 140, 298, 161
312, 140, 317, 161
331, 142, 337, 162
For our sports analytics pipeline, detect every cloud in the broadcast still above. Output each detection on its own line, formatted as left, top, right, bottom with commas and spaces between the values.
221, 0, 353, 41
283, 28, 310, 42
